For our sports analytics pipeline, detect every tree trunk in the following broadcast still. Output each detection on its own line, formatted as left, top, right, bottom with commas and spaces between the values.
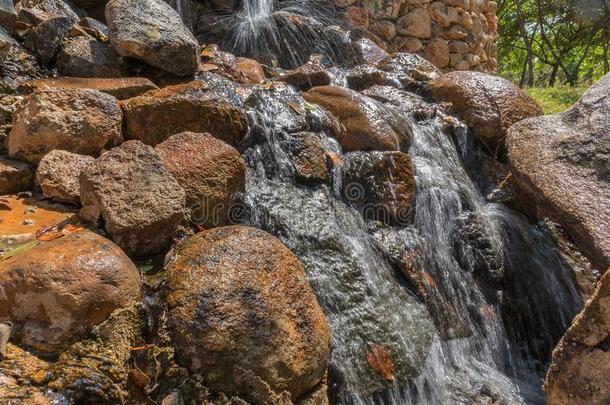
526, 40, 535, 86
549, 63, 559, 87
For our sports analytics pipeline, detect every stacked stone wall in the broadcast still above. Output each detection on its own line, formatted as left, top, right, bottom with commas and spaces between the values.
340, 0, 498, 72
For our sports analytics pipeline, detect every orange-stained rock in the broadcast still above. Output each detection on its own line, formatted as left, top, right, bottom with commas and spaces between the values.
303, 85, 411, 152
545, 269, 610, 405
155, 132, 245, 228
0, 229, 140, 356
285, 132, 331, 184
340, 151, 415, 224
7, 88, 123, 163
79, 140, 186, 257
229, 57, 265, 84
429, 71, 543, 148
22, 77, 158, 100
200, 45, 265, 85
120, 81, 248, 147
166, 226, 331, 403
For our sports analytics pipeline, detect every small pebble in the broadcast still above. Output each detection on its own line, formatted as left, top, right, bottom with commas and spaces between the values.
22, 219, 36, 226
24, 206, 38, 214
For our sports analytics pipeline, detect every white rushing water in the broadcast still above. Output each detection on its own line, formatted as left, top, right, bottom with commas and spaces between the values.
236, 82, 583, 404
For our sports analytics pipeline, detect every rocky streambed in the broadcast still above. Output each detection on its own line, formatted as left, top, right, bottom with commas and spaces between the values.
0, 0, 608, 404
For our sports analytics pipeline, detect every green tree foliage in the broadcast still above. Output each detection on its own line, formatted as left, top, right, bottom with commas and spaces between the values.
498, 0, 609, 86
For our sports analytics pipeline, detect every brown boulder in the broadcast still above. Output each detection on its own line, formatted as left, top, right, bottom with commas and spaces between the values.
7, 88, 122, 164
507, 74, 610, 269
166, 226, 330, 402
0, 229, 140, 355
302, 85, 411, 152
155, 132, 245, 228
120, 81, 248, 147
340, 151, 415, 224
36, 150, 95, 204
0, 156, 32, 194
23, 77, 158, 100
79, 140, 186, 257
545, 270, 610, 405
429, 71, 543, 148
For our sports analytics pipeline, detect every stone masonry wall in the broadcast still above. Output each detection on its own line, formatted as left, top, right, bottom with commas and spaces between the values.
339, 0, 498, 72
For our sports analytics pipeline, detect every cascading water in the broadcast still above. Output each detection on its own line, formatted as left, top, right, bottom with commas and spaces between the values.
229, 76, 583, 403
197, 0, 360, 68
209, 0, 584, 402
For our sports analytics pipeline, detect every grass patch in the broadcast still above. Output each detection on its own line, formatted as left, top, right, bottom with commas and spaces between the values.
524, 85, 589, 114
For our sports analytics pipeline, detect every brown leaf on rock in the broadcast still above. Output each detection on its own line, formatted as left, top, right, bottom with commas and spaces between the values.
366, 344, 395, 382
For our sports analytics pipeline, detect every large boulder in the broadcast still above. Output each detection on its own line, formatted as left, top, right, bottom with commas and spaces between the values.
7, 88, 122, 164
56, 35, 128, 78
166, 226, 331, 402
36, 150, 95, 204
0, 229, 140, 356
23, 77, 158, 100
120, 81, 247, 147
340, 151, 415, 224
155, 132, 245, 228
79, 140, 186, 257
544, 270, 610, 404
105, 0, 200, 76
507, 74, 610, 269
430, 71, 543, 148
302, 86, 411, 152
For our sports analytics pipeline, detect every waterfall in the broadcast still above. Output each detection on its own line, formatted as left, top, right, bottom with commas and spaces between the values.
233, 82, 583, 403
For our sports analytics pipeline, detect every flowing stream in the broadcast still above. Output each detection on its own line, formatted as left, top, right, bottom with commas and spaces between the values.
231, 83, 583, 404
214, 1, 584, 402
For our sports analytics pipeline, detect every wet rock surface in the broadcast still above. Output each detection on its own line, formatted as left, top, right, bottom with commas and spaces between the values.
340, 151, 415, 224
79, 140, 186, 257
106, 0, 200, 76
7, 88, 122, 163
0, 229, 140, 356
166, 226, 331, 402
430, 71, 543, 148
155, 132, 245, 228
303, 85, 412, 152
507, 73, 610, 270
545, 269, 610, 405
36, 150, 95, 204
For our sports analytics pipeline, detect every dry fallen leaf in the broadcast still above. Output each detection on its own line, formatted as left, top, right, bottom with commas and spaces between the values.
366, 344, 395, 383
